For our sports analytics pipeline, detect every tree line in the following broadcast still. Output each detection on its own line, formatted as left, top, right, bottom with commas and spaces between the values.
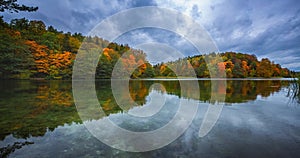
154, 52, 292, 78
0, 17, 156, 79
0, 17, 293, 79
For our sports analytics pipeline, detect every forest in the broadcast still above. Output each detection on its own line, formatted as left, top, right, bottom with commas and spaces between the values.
0, 17, 293, 79
155, 52, 292, 78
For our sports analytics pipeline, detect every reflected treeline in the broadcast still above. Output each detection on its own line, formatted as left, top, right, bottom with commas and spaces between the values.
129, 80, 290, 104
0, 80, 151, 140
225, 80, 288, 103
0, 80, 291, 141
0, 80, 80, 140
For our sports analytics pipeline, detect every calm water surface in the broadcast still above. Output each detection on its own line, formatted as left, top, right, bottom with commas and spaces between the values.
0, 79, 299, 157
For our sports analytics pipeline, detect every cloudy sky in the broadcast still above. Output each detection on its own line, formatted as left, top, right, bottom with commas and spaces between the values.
2, 0, 300, 70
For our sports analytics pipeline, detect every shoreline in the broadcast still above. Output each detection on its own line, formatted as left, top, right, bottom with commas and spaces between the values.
0, 77, 296, 81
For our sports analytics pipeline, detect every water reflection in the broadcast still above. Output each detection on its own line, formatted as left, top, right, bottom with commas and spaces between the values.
0, 79, 297, 156
0, 80, 291, 140
0, 81, 80, 140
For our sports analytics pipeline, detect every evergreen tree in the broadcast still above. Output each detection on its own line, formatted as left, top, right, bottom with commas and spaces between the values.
0, 0, 38, 13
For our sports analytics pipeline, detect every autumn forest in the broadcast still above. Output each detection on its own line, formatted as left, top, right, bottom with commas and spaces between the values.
0, 17, 293, 79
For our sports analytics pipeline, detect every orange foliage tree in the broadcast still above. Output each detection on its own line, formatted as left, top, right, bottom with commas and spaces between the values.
25, 40, 49, 76
25, 40, 75, 79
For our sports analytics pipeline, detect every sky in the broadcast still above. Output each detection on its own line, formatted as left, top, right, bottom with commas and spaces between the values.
2, 0, 300, 71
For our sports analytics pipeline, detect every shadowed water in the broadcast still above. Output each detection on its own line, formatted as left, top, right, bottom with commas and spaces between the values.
0, 79, 299, 157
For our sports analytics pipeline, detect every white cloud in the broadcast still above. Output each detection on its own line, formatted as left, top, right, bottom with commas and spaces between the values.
155, 0, 220, 25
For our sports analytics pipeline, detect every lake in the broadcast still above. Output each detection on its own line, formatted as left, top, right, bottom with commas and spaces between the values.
0, 79, 300, 157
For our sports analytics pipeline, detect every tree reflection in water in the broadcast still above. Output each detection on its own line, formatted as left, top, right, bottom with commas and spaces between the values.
0, 79, 293, 143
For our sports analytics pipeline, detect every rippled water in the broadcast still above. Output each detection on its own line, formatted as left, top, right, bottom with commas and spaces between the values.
0, 79, 299, 157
